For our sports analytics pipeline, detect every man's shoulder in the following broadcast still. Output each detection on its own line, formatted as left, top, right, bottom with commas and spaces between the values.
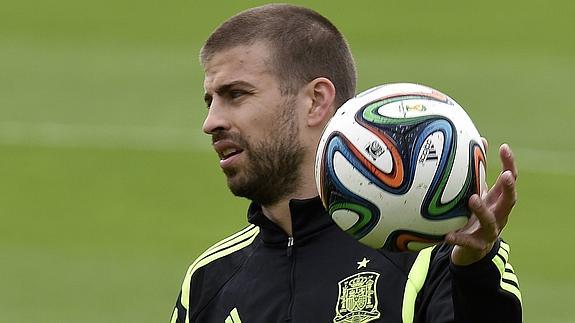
184, 224, 260, 280
174, 225, 260, 318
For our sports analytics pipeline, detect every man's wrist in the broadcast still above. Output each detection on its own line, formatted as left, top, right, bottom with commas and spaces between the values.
450, 239, 500, 273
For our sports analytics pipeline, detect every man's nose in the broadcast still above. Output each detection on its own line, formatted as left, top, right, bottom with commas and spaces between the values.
202, 98, 231, 135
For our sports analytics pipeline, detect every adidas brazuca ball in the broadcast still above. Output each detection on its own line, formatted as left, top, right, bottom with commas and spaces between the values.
315, 83, 487, 251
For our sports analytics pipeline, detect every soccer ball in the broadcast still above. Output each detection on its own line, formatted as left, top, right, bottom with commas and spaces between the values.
315, 83, 487, 251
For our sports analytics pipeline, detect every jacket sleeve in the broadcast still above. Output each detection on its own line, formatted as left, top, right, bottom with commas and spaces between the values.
168, 251, 233, 323
414, 239, 522, 323
169, 268, 204, 323
169, 291, 187, 323
168, 225, 260, 323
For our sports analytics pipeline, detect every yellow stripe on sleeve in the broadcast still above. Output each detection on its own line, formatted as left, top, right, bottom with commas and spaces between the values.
501, 281, 522, 304
503, 271, 519, 285
491, 241, 522, 306
205, 225, 258, 254
169, 307, 178, 323
497, 248, 509, 263
500, 241, 510, 254
179, 226, 260, 321
492, 253, 505, 275
402, 246, 435, 323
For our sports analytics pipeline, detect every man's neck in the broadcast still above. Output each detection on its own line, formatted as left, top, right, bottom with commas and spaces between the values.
260, 156, 319, 236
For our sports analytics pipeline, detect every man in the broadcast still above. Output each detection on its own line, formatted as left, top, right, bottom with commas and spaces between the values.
171, 4, 522, 323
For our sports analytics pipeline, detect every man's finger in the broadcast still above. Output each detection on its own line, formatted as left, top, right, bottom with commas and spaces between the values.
481, 137, 489, 152
445, 231, 485, 250
499, 143, 518, 179
469, 194, 498, 241
493, 170, 516, 226
484, 172, 503, 207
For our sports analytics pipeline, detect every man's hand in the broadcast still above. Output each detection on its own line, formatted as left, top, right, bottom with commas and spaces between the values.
445, 143, 518, 266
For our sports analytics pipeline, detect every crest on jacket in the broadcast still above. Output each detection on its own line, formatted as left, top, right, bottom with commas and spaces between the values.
334, 271, 381, 323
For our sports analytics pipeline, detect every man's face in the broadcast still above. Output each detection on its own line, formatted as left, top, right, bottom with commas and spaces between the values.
202, 43, 306, 205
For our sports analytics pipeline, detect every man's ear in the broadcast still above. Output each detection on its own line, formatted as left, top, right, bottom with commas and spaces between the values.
306, 77, 336, 127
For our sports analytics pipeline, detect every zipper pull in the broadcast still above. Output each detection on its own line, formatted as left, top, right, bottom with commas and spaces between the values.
287, 236, 294, 257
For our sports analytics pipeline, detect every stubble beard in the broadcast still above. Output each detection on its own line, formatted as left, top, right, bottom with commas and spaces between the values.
223, 99, 305, 206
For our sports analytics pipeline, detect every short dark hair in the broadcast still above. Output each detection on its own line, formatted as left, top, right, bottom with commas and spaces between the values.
200, 4, 356, 108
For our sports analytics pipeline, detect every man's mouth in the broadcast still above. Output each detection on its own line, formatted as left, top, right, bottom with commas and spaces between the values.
219, 147, 244, 161
213, 140, 245, 166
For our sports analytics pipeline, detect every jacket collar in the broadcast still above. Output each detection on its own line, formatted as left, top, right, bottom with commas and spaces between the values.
247, 196, 334, 246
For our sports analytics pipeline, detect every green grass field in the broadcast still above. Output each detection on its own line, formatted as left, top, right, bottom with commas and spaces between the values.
1, 1, 573, 321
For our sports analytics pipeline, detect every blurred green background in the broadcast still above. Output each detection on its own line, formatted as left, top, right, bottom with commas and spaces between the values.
1, 0, 573, 322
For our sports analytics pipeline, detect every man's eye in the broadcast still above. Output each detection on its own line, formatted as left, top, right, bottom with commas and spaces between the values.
229, 90, 246, 99
204, 94, 213, 109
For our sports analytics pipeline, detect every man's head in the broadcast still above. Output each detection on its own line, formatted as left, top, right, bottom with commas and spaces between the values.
201, 5, 356, 206
201, 4, 356, 109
